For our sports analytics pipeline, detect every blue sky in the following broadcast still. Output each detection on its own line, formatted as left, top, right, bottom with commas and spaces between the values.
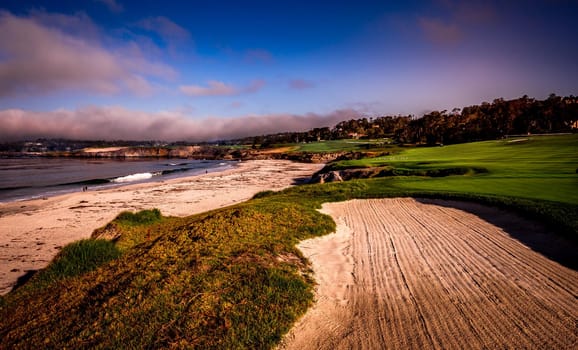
1, 0, 577, 141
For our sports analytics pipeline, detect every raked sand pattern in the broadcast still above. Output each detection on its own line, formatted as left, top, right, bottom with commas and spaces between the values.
281, 198, 578, 349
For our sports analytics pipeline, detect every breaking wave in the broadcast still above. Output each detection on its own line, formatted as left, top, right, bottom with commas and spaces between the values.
111, 172, 161, 183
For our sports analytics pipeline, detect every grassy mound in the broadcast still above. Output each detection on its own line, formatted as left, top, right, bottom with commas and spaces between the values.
92, 209, 166, 251
0, 201, 335, 349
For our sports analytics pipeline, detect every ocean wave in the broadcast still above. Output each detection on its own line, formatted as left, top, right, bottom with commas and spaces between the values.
60, 178, 110, 187
111, 172, 161, 183
0, 185, 28, 191
161, 167, 191, 176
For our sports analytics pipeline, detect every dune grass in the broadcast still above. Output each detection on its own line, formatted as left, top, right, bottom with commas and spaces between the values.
1, 135, 577, 348
115, 208, 163, 226
12, 239, 122, 294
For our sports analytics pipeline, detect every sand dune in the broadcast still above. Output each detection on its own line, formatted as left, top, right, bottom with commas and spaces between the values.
281, 198, 578, 349
0, 160, 322, 295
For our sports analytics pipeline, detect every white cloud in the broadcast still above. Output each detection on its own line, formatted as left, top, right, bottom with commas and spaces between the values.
180, 80, 265, 97
0, 11, 176, 98
180, 81, 236, 96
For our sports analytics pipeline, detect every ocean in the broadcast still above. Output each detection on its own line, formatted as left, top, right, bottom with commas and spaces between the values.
0, 157, 235, 203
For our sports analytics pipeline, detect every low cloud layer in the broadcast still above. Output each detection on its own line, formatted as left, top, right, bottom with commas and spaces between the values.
0, 106, 359, 142
0, 11, 175, 98
180, 80, 266, 97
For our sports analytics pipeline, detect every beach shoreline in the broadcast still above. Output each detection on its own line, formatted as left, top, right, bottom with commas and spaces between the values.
0, 159, 323, 295
0, 158, 235, 204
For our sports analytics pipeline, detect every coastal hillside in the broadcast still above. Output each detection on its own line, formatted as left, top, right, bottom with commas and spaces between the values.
1, 135, 577, 348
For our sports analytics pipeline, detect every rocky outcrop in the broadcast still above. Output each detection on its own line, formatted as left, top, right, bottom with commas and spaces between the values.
74, 146, 225, 159
91, 223, 123, 241
310, 165, 489, 183
310, 171, 344, 184
310, 167, 385, 183
168, 146, 202, 157
75, 147, 170, 158
280, 152, 344, 163
278, 151, 389, 163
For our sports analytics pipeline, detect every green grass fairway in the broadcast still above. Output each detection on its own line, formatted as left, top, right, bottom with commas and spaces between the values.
334, 135, 578, 204
291, 139, 394, 153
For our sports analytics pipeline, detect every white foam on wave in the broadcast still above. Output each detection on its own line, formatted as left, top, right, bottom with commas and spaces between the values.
112, 172, 160, 183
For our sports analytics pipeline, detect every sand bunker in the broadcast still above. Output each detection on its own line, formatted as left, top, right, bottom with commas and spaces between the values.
281, 198, 578, 349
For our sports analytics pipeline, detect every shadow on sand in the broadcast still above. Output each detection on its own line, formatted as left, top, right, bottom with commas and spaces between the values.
10, 269, 38, 292
292, 177, 313, 185
415, 198, 577, 271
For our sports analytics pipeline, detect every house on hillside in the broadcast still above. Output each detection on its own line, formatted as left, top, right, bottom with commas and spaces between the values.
348, 132, 366, 139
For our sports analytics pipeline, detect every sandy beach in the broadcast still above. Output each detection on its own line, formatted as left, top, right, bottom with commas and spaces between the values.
0, 159, 323, 295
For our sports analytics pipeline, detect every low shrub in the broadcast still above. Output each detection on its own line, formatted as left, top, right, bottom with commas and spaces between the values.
115, 208, 162, 226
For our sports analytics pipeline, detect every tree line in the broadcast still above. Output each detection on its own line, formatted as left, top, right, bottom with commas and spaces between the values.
233, 94, 578, 147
